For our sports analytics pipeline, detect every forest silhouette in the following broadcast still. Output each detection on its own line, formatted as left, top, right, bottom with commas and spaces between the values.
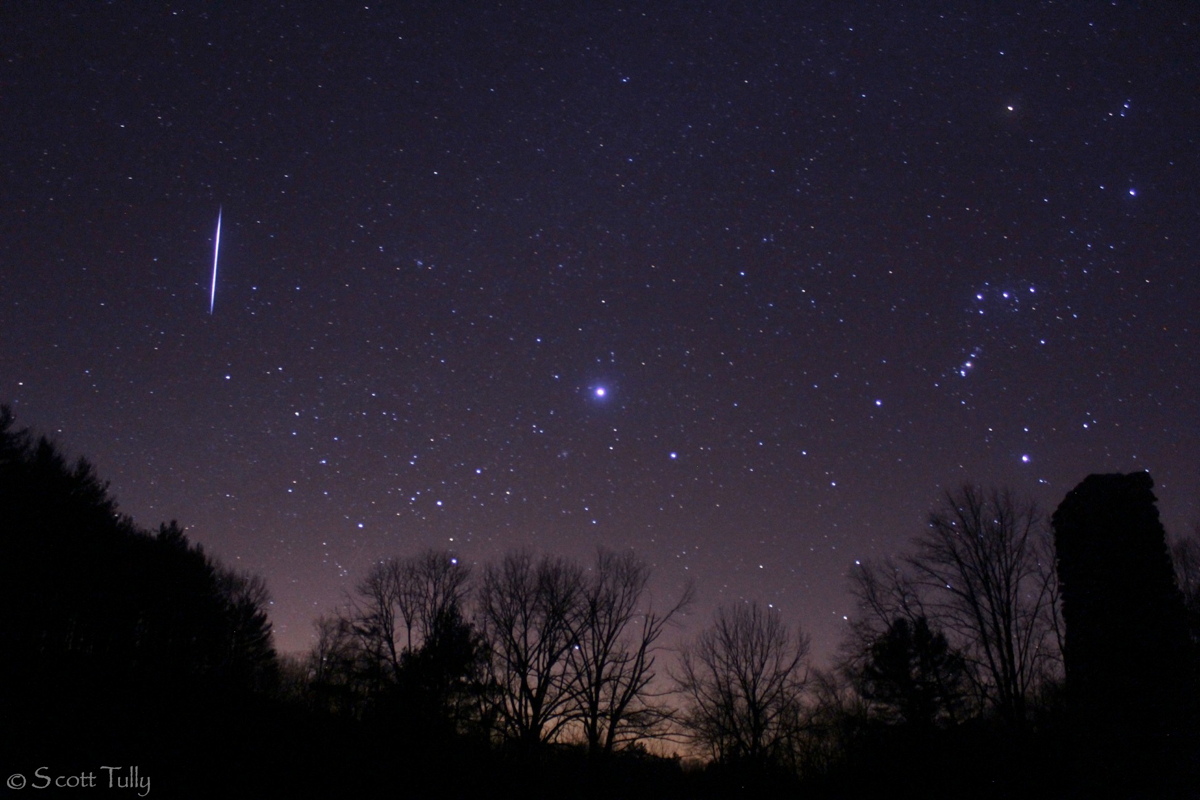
2, 406, 1197, 798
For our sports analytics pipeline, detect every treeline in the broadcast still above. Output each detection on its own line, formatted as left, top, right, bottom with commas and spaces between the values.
0, 408, 275, 691
284, 485, 1198, 797
0, 408, 283, 794
3, 406, 1198, 798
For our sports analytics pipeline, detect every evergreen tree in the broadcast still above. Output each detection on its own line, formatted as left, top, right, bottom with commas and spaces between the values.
855, 616, 968, 730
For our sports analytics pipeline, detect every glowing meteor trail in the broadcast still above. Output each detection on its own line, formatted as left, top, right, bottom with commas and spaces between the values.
209, 206, 222, 315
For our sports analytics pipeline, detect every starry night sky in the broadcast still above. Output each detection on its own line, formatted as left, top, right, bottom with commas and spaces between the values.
2, 2, 1197, 660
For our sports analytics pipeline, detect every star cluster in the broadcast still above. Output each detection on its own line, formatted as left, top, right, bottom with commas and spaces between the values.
1, 3, 1197, 659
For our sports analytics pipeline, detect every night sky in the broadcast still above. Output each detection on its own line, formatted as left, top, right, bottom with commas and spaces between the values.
3, 3, 1197, 661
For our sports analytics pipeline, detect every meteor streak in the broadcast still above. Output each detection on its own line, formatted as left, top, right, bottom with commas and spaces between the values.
209, 206, 222, 315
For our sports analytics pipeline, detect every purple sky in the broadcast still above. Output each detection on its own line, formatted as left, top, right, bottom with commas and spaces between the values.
2, 2, 1197, 661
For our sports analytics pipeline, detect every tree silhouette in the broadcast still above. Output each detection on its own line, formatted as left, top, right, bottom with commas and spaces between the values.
304, 613, 364, 715
214, 565, 278, 691
567, 548, 693, 757
675, 601, 809, 770
311, 549, 476, 720
396, 602, 493, 740
0, 408, 277, 694
0, 407, 279, 782
479, 550, 584, 747
1171, 529, 1200, 650
906, 486, 1059, 726
853, 615, 968, 730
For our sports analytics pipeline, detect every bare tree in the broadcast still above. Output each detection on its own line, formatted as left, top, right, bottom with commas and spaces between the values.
796, 666, 872, 778
309, 549, 473, 715
306, 613, 363, 715
344, 549, 472, 672
850, 556, 927, 630
844, 557, 928, 670
906, 486, 1058, 725
393, 549, 473, 653
479, 550, 583, 746
346, 559, 405, 689
568, 548, 693, 756
675, 601, 810, 768
310, 614, 352, 682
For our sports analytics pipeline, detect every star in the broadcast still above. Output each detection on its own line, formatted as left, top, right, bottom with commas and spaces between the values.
2, 0, 1191, 685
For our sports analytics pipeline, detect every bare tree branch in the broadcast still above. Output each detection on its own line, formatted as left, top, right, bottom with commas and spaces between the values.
479, 550, 583, 746
904, 486, 1059, 725
568, 547, 694, 756
674, 601, 809, 768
